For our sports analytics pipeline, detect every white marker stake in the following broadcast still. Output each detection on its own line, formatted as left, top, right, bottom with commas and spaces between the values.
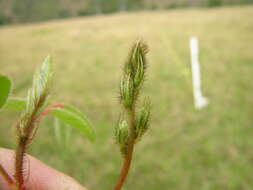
190, 37, 209, 109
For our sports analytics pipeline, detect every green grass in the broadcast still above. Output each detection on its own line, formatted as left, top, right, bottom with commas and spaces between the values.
0, 5, 253, 190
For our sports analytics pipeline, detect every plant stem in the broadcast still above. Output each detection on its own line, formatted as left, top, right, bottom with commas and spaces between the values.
0, 164, 14, 185
14, 101, 60, 190
113, 108, 136, 190
15, 98, 44, 190
15, 137, 28, 190
113, 141, 134, 190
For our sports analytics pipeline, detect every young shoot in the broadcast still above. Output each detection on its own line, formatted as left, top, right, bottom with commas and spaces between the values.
0, 57, 95, 190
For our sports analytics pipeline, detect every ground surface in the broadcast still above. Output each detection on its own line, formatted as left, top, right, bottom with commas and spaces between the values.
0, 6, 253, 190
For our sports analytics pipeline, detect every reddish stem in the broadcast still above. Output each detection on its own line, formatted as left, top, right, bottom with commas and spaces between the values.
41, 103, 65, 115
113, 141, 134, 190
113, 108, 136, 190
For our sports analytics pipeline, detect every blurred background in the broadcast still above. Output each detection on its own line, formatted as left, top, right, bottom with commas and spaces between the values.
0, 0, 252, 25
0, 0, 253, 189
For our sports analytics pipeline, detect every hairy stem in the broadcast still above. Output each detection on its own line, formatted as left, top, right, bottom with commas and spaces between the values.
15, 137, 28, 190
15, 97, 45, 190
0, 164, 14, 185
113, 108, 136, 190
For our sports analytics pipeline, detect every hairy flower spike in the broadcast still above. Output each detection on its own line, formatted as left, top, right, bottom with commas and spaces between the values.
114, 40, 151, 190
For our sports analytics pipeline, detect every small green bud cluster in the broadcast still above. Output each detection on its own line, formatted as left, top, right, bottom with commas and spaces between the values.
116, 40, 151, 156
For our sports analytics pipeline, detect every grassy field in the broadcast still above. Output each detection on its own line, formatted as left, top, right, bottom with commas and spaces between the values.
0, 5, 253, 190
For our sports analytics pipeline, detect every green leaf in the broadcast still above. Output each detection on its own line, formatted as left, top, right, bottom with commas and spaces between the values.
0, 75, 11, 109
4, 98, 26, 111
63, 105, 86, 119
50, 106, 95, 142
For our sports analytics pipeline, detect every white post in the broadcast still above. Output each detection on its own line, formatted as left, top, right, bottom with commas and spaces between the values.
190, 37, 209, 109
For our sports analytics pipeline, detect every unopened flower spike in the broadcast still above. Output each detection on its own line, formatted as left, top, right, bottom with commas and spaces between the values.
114, 40, 151, 190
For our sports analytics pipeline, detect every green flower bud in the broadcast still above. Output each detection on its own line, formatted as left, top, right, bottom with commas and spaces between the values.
120, 74, 135, 108
124, 40, 148, 89
133, 52, 145, 88
115, 120, 129, 155
135, 98, 151, 142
